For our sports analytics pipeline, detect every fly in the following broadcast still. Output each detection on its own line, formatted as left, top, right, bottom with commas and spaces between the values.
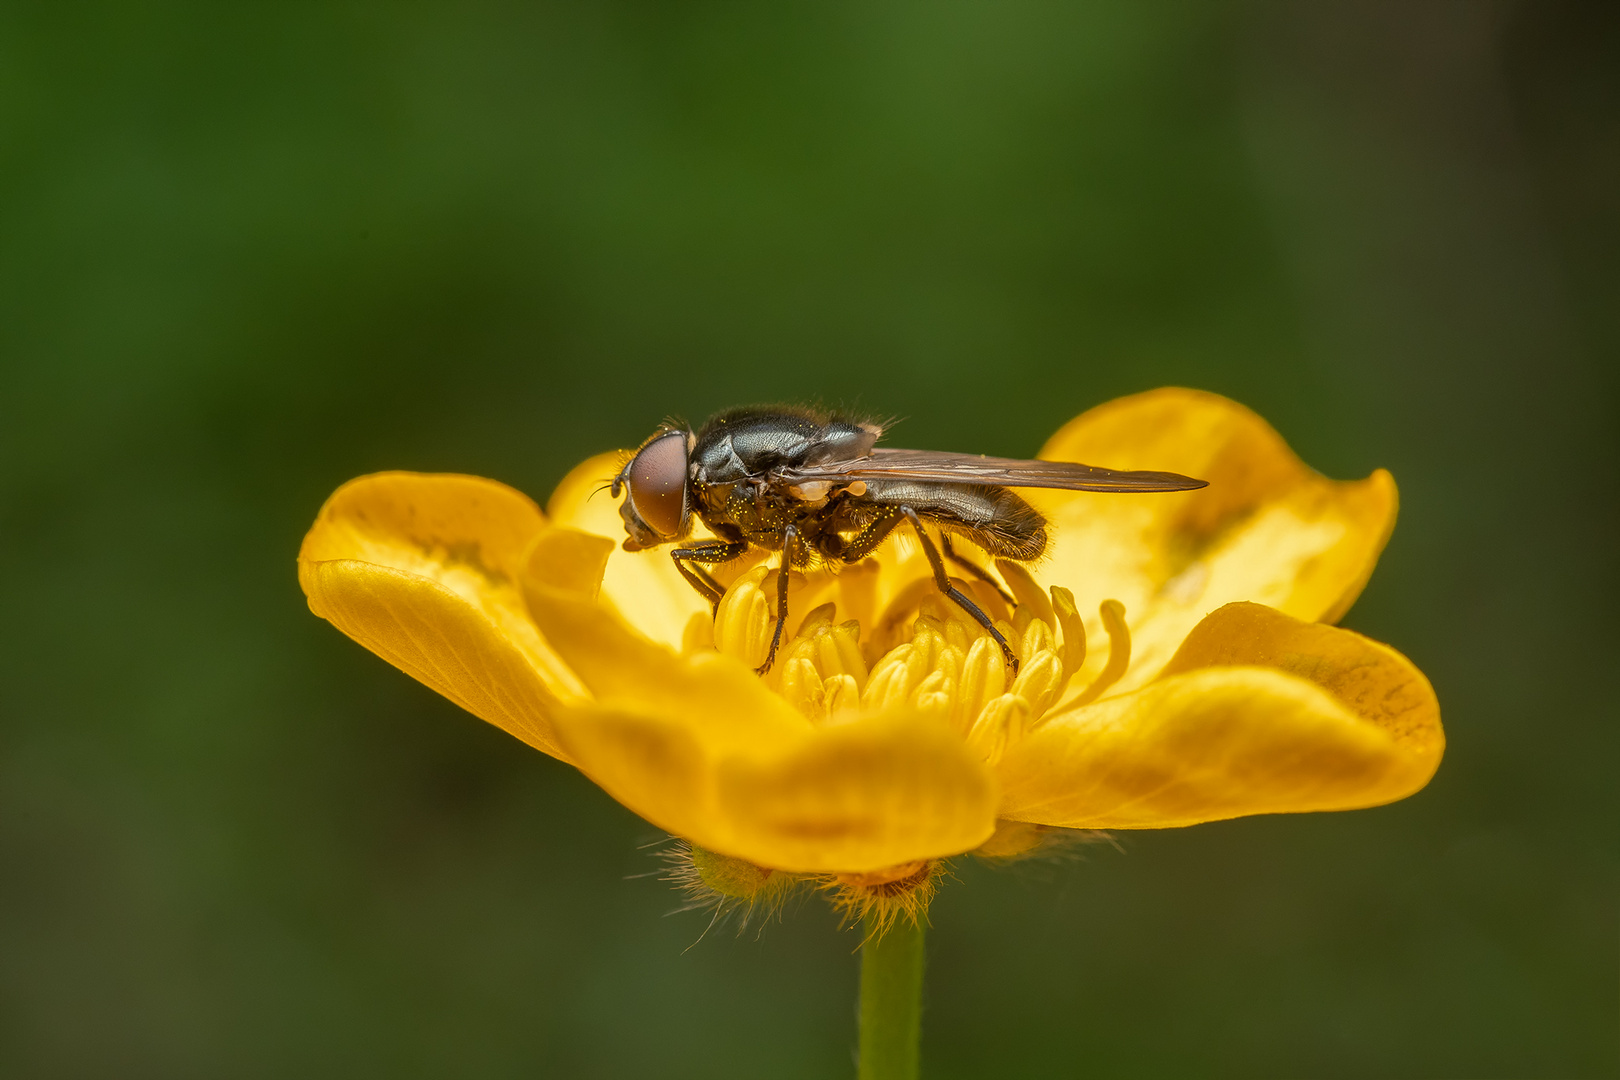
610, 406, 1207, 676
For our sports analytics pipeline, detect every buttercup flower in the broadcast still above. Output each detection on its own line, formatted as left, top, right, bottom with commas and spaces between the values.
298, 388, 1442, 916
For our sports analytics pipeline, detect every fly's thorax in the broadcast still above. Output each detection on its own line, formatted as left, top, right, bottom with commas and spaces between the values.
692, 406, 880, 480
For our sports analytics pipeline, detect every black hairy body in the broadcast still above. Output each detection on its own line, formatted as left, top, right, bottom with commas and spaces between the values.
611, 404, 1205, 674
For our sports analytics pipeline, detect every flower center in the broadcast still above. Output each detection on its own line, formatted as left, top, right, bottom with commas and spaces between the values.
705, 561, 1132, 764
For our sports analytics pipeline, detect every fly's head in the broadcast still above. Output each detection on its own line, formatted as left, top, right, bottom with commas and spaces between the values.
611, 426, 693, 551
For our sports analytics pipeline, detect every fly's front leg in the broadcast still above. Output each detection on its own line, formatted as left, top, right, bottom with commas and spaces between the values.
902, 508, 1019, 675
670, 540, 750, 612
757, 524, 797, 676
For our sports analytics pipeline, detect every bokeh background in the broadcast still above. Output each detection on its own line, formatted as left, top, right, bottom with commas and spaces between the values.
3, 2, 1616, 1076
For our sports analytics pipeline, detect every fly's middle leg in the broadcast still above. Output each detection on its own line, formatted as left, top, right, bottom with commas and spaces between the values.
756, 524, 797, 676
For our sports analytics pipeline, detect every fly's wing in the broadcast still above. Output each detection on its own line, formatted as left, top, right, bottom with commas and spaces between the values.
777, 447, 1208, 493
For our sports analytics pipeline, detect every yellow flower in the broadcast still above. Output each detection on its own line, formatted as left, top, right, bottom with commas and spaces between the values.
298, 388, 1441, 885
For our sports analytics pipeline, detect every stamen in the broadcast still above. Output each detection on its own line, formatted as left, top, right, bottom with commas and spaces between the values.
964, 578, 1012, 624
713, 565, 816, 671
863, 642, 923, 712
909, 616, 949, 671
942, 615, 973, 657
1072, 599, 1131, 706
1020, 616, 1056, 661
1010, 649, 1065, 717
817, 621, 870, 694
993, 617, 1020, 662
1010, 606, 1038, 660
713, 565, 775, 669
1049, 586, 1087, 681
967, 693, 1030, 766
795, 601, 838, 638
868, 577, 938, 660
951, 635, 1006, 735
912, 669, 956, 723
823, 673, 860, 722
994, 559, 1054, 626
779, 656, 825, 721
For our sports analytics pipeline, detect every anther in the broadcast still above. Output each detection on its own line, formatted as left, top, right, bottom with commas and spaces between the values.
994, 559, 1054, 626
1049, 586, 1087, 681
1073, 599, 1131, 706
1011, 649, 1065, 717
967, 693, 1030, 766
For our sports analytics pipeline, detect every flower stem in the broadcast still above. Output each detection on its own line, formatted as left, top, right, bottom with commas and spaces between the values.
858, 913, 926, 1080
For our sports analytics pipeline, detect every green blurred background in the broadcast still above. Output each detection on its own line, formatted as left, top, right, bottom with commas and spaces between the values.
3, 2, 1615, 1076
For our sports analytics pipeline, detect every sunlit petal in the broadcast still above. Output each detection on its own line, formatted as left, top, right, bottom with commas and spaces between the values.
299, 472, 583, 761
1029, 388, 1397, 698
1159, 601, 1443, 764
996, 603, 1439, 828
552, 702, 997, 873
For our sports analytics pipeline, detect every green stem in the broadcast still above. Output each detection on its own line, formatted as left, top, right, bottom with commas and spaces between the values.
858, 914, 926, 1080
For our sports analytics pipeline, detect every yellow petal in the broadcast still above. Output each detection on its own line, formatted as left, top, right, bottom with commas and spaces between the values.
997, 604, 1441, 828
552, 703, 997, 873
518, 573, 997, 871
715, 715, 997, 872
298, 472, 583, 761
1030, 388, 1397, 696
526, 524, 614, 599
1160, 601, 1444, 762
521, 578, 810, 749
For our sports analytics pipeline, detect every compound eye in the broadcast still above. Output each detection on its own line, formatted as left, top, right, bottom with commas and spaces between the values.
625, 430, 689, 539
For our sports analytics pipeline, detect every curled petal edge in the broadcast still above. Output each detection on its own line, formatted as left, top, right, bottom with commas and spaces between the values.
298, 471, 602, 761
998, 603, 1441, 829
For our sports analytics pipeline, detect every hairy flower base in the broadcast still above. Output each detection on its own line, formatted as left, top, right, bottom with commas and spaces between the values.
298, 388, 1445, 932
669, 841, 947, 938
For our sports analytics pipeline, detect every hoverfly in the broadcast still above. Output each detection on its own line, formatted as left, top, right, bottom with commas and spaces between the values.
610, 406, 1206, 675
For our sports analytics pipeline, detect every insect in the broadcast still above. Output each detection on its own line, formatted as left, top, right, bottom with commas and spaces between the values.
610, 406, 1207, 675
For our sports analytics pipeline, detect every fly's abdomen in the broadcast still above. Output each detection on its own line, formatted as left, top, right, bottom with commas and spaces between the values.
856, 480, 1047, 561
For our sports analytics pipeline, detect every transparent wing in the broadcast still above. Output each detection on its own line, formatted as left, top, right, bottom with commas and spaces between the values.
777, 447, 1207, 493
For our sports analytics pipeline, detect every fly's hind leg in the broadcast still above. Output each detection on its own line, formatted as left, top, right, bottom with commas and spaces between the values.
830, 506, 1019, 673
940, 533, 1016, 606
902, 509, 1019, 675
670, 540, 750, 612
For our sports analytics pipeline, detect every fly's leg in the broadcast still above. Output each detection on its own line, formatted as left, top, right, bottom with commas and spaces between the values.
830, 506, 1018, 672
670, 540, 750, 612
940, 533, 1016, 606
833, 506, 905, 562
902, 508, 1019, 675
756, 524, 797, 676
